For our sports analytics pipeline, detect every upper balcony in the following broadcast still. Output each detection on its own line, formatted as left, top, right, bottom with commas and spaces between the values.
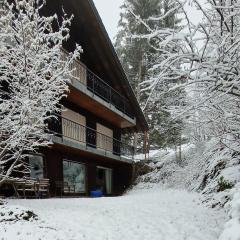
62, 50, 136, 129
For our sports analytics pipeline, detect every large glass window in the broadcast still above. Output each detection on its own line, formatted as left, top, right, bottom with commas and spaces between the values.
29, 155, 44, 179
63, 160, 86, 193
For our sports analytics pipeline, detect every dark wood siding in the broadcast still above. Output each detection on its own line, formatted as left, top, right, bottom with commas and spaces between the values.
62, 99, 122, 142
42, 147, 133, 196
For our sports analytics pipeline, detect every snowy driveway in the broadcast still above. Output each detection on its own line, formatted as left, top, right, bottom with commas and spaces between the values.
1, 188, 225, 240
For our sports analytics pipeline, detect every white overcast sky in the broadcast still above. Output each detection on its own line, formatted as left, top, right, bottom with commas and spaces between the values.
92, 0, 123, 42
92, 0, 204, 44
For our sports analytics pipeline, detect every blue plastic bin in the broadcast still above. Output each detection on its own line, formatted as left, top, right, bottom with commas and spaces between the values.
90, 190, 103, 198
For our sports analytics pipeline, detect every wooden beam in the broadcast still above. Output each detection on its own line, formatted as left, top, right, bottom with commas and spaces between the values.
143, 131, 150, 160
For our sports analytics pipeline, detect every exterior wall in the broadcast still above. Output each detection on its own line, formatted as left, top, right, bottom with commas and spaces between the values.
0, 0, 146, 198
42, 149, 63, 195
46, 100, 132, 197
62, 100, 122, 143
96, 123, 113, 152
42, 147, 133, 196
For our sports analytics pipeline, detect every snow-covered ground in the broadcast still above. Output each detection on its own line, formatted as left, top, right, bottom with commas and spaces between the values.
218, 183, 240, 240
0, 187, 225, 240
136, 142, 240, 240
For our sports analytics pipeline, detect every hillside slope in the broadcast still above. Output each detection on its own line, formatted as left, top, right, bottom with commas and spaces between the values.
134, 142, 240, 240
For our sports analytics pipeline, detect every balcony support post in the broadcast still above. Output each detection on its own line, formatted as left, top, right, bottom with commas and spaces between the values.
143, 131, 149, 161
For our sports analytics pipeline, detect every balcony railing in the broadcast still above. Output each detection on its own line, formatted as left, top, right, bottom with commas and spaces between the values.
61, 50, 135, 120
48, 115, 135, 160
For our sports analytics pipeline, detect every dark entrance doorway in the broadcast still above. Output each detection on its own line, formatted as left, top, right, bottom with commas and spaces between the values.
96, 167, 112, 195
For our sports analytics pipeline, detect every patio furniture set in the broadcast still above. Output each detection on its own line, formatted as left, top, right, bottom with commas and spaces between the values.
4, 177, 50, 198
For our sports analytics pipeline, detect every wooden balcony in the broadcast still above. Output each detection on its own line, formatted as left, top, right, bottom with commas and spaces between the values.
48, 115, 135, 163
61, 50, 136, 129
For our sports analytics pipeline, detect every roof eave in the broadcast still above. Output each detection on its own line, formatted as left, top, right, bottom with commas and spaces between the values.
86, 0, 149, 131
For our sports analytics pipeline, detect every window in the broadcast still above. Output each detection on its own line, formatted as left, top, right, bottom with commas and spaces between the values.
29, 155, 44, 179
63, 160, 86, 193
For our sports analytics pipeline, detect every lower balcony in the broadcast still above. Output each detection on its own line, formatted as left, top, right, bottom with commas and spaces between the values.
48, 115, 135, 163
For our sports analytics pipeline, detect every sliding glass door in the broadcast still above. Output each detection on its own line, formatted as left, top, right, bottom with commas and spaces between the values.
96, 167, 112, 195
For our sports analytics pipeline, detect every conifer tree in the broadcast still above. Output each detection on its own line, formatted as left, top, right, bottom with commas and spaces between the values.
115, 0, 180, 149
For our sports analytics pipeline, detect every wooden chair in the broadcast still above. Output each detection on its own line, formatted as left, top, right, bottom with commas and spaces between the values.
14, 179, 36, 198
14, 178, 50, 198
13, 180, 27, 198
36, 178, 50, 198
63, 182, 76, 194
25, 179, 37, 197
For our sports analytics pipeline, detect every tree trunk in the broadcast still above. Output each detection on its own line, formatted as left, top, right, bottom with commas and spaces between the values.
175, 144, 178, 162
134, 58, 143, 153
134, 132, 138, 155
179, 134, 182, 163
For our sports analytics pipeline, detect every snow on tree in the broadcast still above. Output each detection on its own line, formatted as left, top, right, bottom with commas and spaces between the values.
115, 0, 180, 150
0, 0, 82, 185
125, 0, 240, 163
178, 0, 240, 157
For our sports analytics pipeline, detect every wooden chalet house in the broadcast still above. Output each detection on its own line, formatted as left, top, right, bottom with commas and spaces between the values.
0, 0, 149, 197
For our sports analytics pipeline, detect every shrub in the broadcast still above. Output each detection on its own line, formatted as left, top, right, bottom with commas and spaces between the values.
218, 176, 234, 192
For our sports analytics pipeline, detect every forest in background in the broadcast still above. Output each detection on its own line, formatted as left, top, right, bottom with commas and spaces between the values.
115, 0, 240, 165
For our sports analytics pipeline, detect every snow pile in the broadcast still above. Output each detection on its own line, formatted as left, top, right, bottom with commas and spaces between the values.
136, 141, 240, 196
0, 202, 37, 223
218, 184, 240, 240
135, 143, 204, 190
0, 199, 6, 205
194, 141, 240, 194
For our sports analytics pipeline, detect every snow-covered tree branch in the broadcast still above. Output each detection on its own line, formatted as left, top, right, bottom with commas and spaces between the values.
123, 0, 240, 161
116, 0, 182, 150
0, 0, 82, 185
